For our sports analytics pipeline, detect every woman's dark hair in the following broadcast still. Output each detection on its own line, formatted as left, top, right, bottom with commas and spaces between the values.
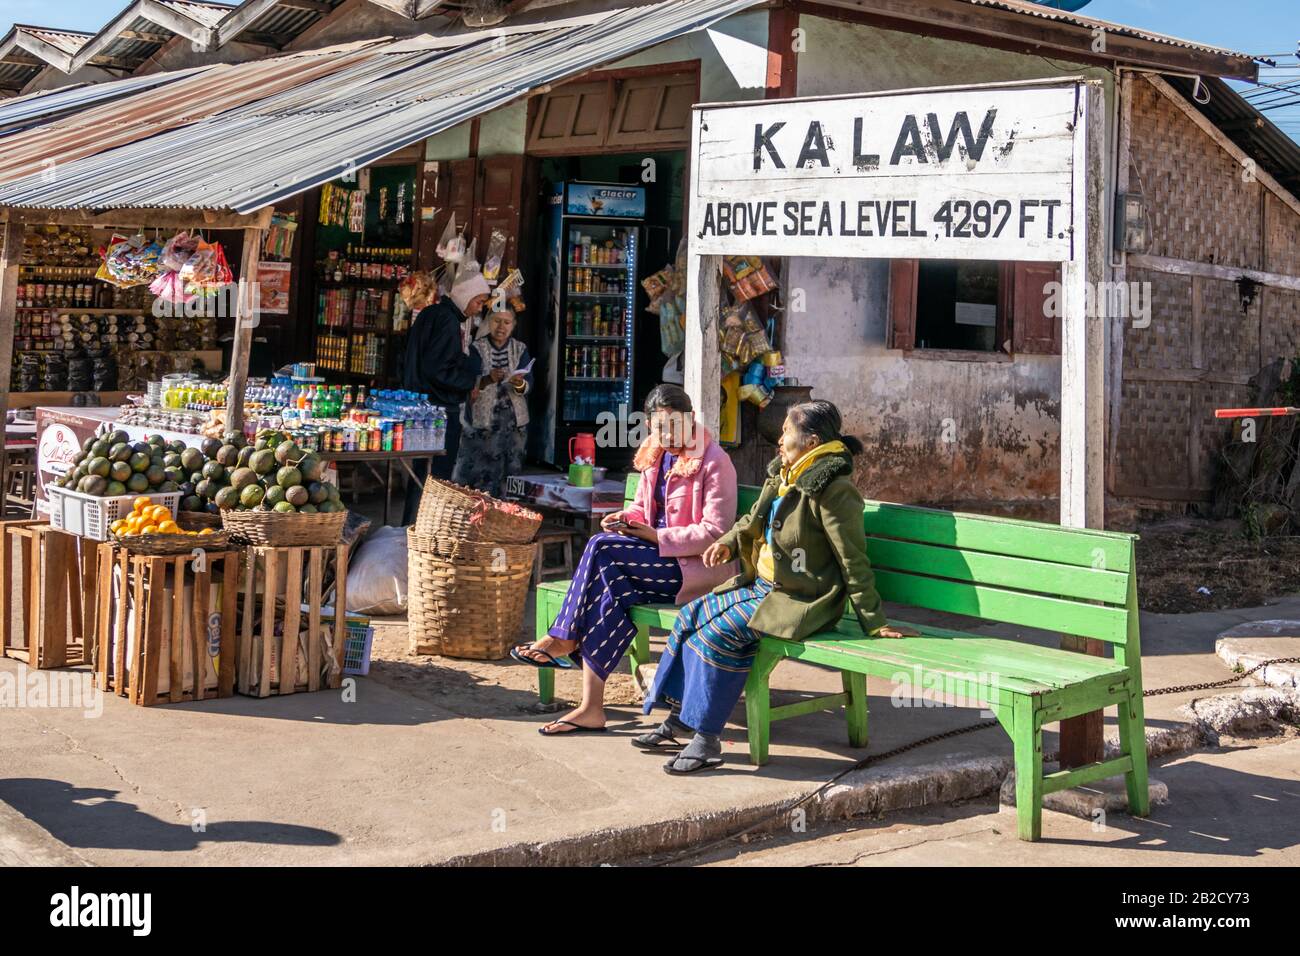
643, 383, 693, 417
787, 400, 864, 456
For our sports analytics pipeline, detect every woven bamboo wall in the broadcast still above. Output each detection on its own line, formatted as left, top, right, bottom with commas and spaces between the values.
1127, 80, 1263, 269
1115, 79, 1298, 504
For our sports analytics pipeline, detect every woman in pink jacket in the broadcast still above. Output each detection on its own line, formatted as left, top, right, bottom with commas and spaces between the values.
511, 384, 738, 735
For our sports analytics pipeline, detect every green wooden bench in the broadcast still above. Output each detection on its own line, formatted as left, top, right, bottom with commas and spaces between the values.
534, 474, 1148, 841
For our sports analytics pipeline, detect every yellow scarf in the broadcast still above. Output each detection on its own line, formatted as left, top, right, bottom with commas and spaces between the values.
756, 440, 849, 581
778, 440, 848, 496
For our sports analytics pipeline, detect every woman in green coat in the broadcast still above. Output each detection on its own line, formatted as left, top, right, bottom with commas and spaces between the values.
639, 400, 915, 773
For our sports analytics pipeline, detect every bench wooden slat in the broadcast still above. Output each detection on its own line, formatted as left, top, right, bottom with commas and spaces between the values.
866, 537, 1130, 605
806, 634, 1123, 686
863, 501, 1134, 573
872, 569, 1130, 644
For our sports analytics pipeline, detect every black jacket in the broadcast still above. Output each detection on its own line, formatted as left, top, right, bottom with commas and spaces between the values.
402, 299, 479, 406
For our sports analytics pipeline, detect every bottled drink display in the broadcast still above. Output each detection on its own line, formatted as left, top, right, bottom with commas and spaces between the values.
241, 382, 446, 454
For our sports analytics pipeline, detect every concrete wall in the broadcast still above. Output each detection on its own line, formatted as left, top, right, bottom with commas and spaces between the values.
781, 15, 1111, 511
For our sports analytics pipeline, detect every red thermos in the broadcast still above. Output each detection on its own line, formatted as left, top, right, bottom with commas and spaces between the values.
569, 433, 596, 464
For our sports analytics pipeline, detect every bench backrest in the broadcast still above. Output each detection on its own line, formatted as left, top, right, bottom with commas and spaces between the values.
623, 473, 1138, 649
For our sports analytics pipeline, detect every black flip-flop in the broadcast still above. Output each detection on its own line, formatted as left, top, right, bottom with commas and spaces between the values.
510, 644, 577, 669
662, 753, 723, 774
632, 729, 684, 751
538, 720, 608, 737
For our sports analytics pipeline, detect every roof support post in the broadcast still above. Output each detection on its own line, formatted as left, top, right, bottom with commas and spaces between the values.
228, 226, 266, 436
684, 254, 723, 438
0, 218, 27, 513
1058, 81, 1108, 768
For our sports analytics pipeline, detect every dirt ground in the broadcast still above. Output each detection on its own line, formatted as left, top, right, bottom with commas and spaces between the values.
1135, 517, 1300, 613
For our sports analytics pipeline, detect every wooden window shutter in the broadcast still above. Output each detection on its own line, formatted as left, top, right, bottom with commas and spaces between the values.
472, 155, 526, 277
416, 159, 478, 272
609, 72, 697, 148
888, 259, 919, 350
1008, 261, 1062, 355
526, 81, 611, 153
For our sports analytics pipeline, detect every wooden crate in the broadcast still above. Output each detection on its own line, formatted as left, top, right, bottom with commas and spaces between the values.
237, 544, 349, 698
0, 520, 96, 669
96, 546, 239, 706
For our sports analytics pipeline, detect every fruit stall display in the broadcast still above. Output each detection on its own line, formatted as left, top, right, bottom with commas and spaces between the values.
51, 428, 345, 519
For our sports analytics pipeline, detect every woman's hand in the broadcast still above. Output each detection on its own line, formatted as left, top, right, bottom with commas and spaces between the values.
620, 518, 658, 543
488, 368, 507, 384
875, 625, 920, 639
600, 511, 627, 531
702, 541, 732, 568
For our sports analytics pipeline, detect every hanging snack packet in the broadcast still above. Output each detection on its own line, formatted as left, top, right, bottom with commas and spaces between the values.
483, 229, 507, 281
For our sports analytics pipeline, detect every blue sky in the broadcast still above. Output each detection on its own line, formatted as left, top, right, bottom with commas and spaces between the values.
2, 0, 1296, 136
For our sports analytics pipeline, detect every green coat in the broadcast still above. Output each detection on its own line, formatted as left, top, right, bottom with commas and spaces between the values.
715, 450, 887, 640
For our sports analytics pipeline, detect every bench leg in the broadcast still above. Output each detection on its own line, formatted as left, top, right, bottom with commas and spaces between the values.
1012, 695, 1044, 841
1117, 689, 1151, 818
842, 671, 869, 748
744, 646, 782, 766
627, 623, 650, 679
534, 594, 554, 705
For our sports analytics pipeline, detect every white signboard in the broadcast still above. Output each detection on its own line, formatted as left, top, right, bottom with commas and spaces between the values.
690, 80, 1082, 261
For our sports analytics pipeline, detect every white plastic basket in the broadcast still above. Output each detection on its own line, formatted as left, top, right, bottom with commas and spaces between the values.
47, 486, 182, 541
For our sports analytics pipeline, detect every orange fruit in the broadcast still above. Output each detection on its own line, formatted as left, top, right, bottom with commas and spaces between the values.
199, 528, 216, 535
149, 506, 170, 523
132, 496, 152, 511
139, 523, 158, 535
158, 520, 179, 534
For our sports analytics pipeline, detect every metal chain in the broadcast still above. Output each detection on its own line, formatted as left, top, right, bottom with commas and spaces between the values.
651, 657, 1299, 866
1144, 656, 1300, 697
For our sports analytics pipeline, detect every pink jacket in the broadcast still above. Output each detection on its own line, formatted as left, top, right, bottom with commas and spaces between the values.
622, 427, 739, 603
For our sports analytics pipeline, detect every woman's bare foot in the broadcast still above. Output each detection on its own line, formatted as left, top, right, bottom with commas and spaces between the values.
515, 636, 577, 665
540, 703, 606, 735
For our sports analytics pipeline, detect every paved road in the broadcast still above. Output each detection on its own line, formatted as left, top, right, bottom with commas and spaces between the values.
660, 738, 1300, 866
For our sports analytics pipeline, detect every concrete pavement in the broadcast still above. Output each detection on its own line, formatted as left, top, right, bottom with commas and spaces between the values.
1, 593, 1297, 866
678, 738, 1300, 866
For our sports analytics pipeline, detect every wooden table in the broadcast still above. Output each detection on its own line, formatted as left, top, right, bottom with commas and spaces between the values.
318, 448, 444, 526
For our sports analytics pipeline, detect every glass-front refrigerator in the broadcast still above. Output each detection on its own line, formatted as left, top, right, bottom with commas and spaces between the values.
535, 182, 644, 465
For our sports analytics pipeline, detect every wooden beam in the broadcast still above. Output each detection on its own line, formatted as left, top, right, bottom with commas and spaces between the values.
228, 227, 266, 434
1127, 253, 1300, 293
279, 0, 334, 12
119, 29, 173, 44
71, 5, 159, 73
684, 255, 723, 436
1145, 74, 1300, 221
0, 220, 27, 514
766, 4, 799, 100
12, 31, 75, 73
1059, 81, 1108, 768
0, 206, 275, 232
0, 51, 42, 67
218, 0, 285, 46
139, 0, 218, 51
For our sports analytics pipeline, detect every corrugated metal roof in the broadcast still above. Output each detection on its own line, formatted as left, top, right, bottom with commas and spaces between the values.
1168, 75, 1300, 198
962, 0, 1258, 62
160, 1, 238, 29
19, 27, 94, 56
0, 0, 755, 214
0, 66, 208, 134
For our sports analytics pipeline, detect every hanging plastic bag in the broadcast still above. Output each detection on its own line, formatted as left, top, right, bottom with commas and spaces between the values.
160, 231, 199, 272
150, 269, 192, 305
659, 295, 685, 356
482, 229, 507, 281
436, 213, 465, 262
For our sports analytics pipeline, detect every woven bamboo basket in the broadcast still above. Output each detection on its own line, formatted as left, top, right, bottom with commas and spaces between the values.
111, 529, 230, 555
177, 510, 222, 532
406, 528, 534, 660
221, 508, 347, 547
413, 477, 541, 545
